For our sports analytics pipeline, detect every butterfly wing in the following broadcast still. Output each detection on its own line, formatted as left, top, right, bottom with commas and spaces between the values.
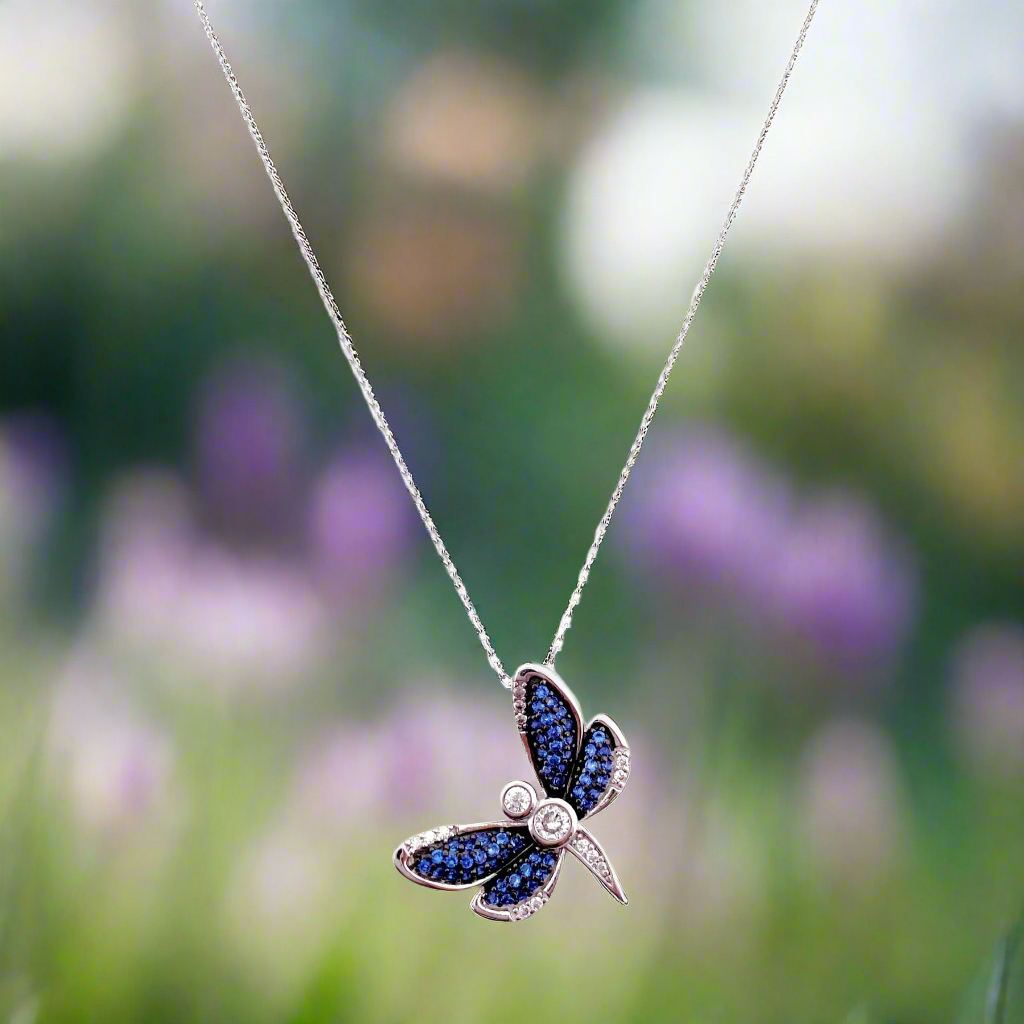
470, 843, 566, 922
394, 822, 532, 891
511, 663, 583, 800
565, 824, 628, 904
565, 713, 631, 819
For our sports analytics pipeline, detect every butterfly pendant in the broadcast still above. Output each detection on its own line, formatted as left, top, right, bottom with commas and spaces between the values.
394, 663, 631, 922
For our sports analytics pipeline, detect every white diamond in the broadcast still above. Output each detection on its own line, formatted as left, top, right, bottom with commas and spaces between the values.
503, 784, 533, 818
534, 804, 571, 843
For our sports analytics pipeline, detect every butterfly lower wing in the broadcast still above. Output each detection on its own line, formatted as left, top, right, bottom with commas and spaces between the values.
471, 843, 566, 922
512, 663, 583, 800
566, 713, 631, 819
565, 824, 628, 904
394, 822, 531, 891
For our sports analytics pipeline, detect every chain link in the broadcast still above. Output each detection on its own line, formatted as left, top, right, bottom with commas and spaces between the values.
192, 0, 819, 688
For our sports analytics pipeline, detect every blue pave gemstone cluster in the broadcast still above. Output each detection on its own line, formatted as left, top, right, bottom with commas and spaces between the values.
567, 724, 615, 817
524, 677, 578, 798
412, 827, 528, 885
482, 846, 559, 907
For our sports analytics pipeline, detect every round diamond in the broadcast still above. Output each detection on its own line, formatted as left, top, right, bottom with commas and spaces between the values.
502, 782, 536, 819
529, 798, 576, 847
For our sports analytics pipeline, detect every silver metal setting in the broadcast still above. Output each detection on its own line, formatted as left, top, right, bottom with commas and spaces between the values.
469, 849, 566, 923
192, 0, 820, 690
501, 780, 537, 820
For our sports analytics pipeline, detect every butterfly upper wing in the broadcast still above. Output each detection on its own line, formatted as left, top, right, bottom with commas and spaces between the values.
565, 713, 631, 820
512, 663, 583, 800
394, 822, 532, 891
470, 843, 566, 922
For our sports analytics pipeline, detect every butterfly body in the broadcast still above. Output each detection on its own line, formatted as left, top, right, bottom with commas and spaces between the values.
394, 663, 631, 922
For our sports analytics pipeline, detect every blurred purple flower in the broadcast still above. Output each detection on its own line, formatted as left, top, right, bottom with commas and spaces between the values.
797, 717, 905, 883
306, 447, 411, 600
193, 356, 305, 537
948, 623, 1024, 779
93, 469, 328, 692
620, 426, 790, 599
292, 688, 519, 831
766, 493, 916, 677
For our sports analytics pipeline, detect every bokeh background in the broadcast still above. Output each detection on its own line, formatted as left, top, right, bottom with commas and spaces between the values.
2, 0, 1024, 1021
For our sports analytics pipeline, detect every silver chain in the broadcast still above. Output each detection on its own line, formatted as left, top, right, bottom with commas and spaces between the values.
192, 0, 819, 688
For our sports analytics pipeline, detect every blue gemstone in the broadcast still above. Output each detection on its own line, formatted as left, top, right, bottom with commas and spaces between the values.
534, 685, 549, 697
584, 758, 599, 773
549, 739, 564, 754
540, 712, 554, 727
588, 787, 603, 801
486, 890, 500, 905
545, 756, 561, 770
592, 730, 608, 745
474, 849, 487, 865
537, 746, 548, 758
460, 854, 474, 870
578, 772, 592, 787
500, 892, 516, 906
528, 851, 541, 863
444, 867, 457, 881
417, 858, 431, 873
531, 701, 546, 714
487, 844, 499, 858
585, 743, 597, 757
495, 832, 509, 846
510, 835, 525, 849
551, 776, 565, 789
496, 877, 507, 891
596, 773, 610, 787
509, 873, 522, 889
520, 862, 533, 878
542, 852, 556, 867
547, 724, 563, 739
431, 849, 444, 864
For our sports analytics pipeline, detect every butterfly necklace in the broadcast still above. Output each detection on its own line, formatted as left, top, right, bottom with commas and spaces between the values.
193, 0, 820, 922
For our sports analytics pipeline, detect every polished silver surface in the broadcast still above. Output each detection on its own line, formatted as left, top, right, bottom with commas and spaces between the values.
192, 0, 821, 688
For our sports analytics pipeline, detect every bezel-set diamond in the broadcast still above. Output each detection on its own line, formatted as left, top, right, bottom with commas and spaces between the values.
394, 662, 631, 921
501, 781, 537, 820
529, 798, 576, 847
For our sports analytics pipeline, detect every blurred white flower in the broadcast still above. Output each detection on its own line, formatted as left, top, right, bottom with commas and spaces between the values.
224, 825, 335, 996
948, 624, 1024, 780
561, 92, 748, 351
0, 0, 135, 161
48, 653, 178, 834
562, 0, 968, 352
797, 718, 905, 883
